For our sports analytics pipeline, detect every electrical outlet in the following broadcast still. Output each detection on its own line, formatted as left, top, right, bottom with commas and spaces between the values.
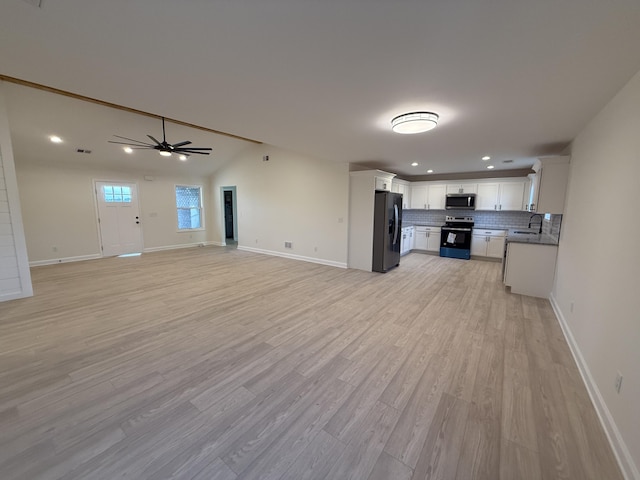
615, 372, 623, 394
284, 242, 292, 249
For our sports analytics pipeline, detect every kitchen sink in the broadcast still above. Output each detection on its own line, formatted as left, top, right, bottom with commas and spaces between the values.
513, 230, 539, 235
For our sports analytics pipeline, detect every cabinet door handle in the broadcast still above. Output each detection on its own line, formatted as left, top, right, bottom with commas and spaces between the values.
494, 204, 497, 210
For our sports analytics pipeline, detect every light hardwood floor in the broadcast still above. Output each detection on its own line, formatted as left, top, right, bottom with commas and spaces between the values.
0, 247, 623, 479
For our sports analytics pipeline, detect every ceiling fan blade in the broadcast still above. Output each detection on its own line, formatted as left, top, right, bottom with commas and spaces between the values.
179, 150, 211, 155
108, 140, 147, 146
174, 147, 213, 151
171, 140, 192, 148
147, 135, 162, 146
112, 135, 155, 146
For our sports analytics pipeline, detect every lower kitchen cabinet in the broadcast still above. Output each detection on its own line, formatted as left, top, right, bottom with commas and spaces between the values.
504, 242, 559, 298
400, 226, 414, 256
471, 229, 506, 258
414, 226, 441, 252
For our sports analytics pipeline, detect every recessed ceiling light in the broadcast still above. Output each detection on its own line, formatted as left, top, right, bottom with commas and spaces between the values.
411, 162, 419, 167
391, 112, 439, 134
123, 147, 133, 154
482, 156, 491, 161
50, 135, 62, 143
159, 151, 172, 157
427, 169, 434, 173
487, 165, 495, 169
179, 155, 188, 161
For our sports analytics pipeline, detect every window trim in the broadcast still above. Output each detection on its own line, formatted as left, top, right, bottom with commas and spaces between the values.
175, 184, 205, 232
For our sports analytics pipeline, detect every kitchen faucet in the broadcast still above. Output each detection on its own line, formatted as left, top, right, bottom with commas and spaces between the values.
528, 213, 543, 234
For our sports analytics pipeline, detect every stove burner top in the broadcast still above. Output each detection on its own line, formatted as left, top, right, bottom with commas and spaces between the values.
444, 215, 474, 228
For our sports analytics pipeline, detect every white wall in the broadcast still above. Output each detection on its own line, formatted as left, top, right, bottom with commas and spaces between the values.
16, 162, 212, 264
0, 83, 32, 301
210, 144, 349, 268
552, 70, 640, 479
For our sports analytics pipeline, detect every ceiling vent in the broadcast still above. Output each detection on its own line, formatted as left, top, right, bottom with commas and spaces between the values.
21, 0, 44, 8
502, 159, 514, 164
76, 148, 92, 154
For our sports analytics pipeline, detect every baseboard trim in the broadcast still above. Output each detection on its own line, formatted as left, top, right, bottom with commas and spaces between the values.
143, 241, 220, 253
549, 293, 639, 480
237, 246, 347, 269
29, 254, 102, 267
0, 290, 33, 301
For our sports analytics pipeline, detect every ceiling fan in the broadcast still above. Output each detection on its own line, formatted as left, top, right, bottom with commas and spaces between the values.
108, 117, 213, 157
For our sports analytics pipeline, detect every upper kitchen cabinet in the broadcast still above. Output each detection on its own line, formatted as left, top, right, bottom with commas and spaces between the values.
427, 184, 446, 210
446, 183, 478, 194
526, 156, 570, 214
409, 184, 446, 210
476, 181, 526, 211
391, 179, 410, 209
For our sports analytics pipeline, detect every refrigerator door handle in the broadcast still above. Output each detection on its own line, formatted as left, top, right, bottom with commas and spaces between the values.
392, 204, 399, 245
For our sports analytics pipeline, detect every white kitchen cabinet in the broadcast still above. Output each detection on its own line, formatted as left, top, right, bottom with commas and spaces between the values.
375, 175, 393, 192
391, 179, 411, 209
427, 184, 446, 210
471, 229, 506, 258
410, 184, 445, 210
504, 242, 559, 298
526, 156, 570, 214
414, 226, 441, 252
476, 182, 525, 211
446, 183, 478, 194
400, 226, 414, 256
410, 185, 428, 209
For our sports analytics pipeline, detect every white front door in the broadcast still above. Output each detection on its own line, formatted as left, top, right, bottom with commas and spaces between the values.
95, 181, 143, 256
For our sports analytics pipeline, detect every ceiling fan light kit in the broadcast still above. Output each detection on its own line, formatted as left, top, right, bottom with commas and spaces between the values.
391, 111, 439, 134
108, 117, 213, 158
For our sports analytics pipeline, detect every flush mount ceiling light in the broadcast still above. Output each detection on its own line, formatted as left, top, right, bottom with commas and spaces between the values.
487, 165, 495, 169
427, 169, 434, 173
123, 147, 133, 154
482, 156, 491, 161
411, 162, 419, 167
159, 150, 172, 157
50, 135, 62, 143
178, 155, 188, 161
391, 112, 439, 134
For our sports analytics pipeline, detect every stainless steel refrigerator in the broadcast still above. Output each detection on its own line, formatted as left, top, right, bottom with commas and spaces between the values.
373, 191, 403, 273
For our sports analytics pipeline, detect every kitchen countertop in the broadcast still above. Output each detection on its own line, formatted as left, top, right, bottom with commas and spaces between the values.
403, 223, 443, 228
506, 229, 559, 246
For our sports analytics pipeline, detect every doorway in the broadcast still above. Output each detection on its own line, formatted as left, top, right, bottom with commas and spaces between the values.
221, 186, 237, 246
95, 181, 143, 256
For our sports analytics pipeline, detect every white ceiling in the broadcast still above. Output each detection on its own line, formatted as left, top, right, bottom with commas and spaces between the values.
1, 0, 640, 178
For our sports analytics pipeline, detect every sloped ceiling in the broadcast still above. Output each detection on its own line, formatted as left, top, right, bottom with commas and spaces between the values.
1, 0, 640, 177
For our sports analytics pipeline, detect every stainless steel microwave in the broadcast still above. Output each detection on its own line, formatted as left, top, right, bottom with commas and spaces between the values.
445, 193, 476, 210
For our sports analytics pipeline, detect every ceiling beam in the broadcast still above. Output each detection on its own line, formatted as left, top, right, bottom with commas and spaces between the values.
0, 74, 262, 145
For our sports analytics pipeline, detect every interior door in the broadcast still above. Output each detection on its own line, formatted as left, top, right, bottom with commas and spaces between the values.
95, 181, 143, 256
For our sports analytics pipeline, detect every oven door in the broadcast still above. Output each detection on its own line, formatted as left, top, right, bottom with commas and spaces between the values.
440, 227, 472, 249
440, 227, 472, 259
